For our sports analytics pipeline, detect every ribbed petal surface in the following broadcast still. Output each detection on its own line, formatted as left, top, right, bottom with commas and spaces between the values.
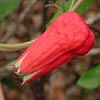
12, 12, 95, 83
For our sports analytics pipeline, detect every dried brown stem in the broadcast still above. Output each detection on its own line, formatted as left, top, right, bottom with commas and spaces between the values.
88, 24, 100, 34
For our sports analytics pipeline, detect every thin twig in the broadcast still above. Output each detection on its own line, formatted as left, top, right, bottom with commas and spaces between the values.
1, 0, 37, 43
87, 48, 100, 56
0, 39, 36, 51
70, 0, 83, 11
86, 13, 100, 24
88, 24, 100, 34
42, 0, 48, 32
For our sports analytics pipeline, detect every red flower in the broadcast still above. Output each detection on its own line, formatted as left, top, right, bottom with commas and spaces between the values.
12, 12, 95, 84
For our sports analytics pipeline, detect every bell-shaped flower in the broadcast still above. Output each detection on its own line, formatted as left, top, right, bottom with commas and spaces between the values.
12, 12, 95, 84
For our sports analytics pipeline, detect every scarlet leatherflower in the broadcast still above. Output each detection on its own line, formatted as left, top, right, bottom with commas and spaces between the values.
12, 12, 95, 84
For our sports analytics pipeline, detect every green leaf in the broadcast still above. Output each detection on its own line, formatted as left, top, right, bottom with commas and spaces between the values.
77, 65, 100, 89
46, 8, 63, 28
0, 18, 9, 25
63, 0, 96, 14
0, 0, 20, 19
76, 0, 96, 14
63, 0, 76, 12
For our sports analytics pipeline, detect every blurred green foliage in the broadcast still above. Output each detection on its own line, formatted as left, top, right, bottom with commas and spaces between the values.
75, 0, 95, 14
1, 75, 17, 88
0, 0, 20, 25
77, 64, 100, 89
0, 0, 20, 18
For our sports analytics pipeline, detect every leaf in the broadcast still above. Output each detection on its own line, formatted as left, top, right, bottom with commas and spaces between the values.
76, 0, 96, 14
0, 0, 20, 19
46, 0, 75, 28
46, 8, 63, 28
63, 0, 96, 14
46, 0, 96, 28
0, 18, 9, 25
77, 65, 100, 89
63, 0, 76, 12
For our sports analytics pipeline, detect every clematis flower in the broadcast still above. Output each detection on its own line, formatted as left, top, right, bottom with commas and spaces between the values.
12, 12, 95, 84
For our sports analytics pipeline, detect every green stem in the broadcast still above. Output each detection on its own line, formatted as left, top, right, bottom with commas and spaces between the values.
45, 2, 61, 9
45, 4, 56, 8
70, 0, 83, 11
0, 39, 36, 49
68, 0, 75, 11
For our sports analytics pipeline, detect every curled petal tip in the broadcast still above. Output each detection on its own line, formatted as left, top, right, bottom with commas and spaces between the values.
21, 81, 26, 86
14, 68, 22, 75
